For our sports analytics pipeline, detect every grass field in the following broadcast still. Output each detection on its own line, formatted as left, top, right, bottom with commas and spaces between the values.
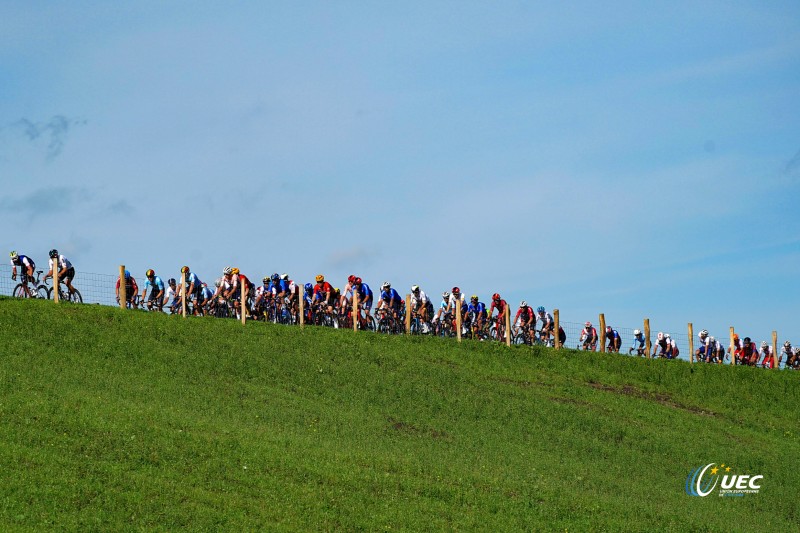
1, 297, 797, 531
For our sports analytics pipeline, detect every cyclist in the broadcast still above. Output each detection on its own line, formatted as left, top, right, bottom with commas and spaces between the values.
580, 322, 598, 351
378, 282, 403, 318
352, 277, 373, 324
514, 301, 535, 339
340, 274, 357, 310
466, 295, 488, 335
665, 333, 679, 359
708, 336, 724, 363
759, 341, 775, 369
780, 341, 794, 368
536, 306, 554, 346
181, 266, 203, 314
631, 329, 646, 356
115, 269, 139, 308
253, 276, 273, 316
432, 291, 451, 328
487, 293, 509, 337
448, 287, 464, 321
9, 251, 37, 297
790, 347, 800, 370
409, 285, 431, 325
197, 282, 214, 315
229, 268, 253, 318
696, 329, 712, 362
313, 274, 336, 320
141, 269, 165, 311
739, 337, 758, 366
605, 326, 622, 353
165, 277, 182, 313
43, 249, 76, 297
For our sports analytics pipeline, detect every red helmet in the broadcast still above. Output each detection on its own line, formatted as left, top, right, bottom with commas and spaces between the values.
348, 275, 356, 284
354, 277, 362, 284
492, 293, 500, 301
452, 286, 460, 294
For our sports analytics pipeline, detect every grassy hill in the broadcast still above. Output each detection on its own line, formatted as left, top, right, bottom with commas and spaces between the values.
1, 297, 797, 531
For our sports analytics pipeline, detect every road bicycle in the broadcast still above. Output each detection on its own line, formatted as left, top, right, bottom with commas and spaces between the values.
47, 277, 83, 303
12, 269, 49, 299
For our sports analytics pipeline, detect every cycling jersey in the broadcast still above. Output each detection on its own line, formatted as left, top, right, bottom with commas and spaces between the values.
490, 299, 508, 316
538, 312, 553, 329
381, 288, 401, 304
516, 306, 534, 323
11, 255, 35, 271
410, 290, 429, 308
583, 328, 598, 341
467, 302, 486, 316
184, 272, 201, 290
741, 342, 758, 365
354, 283, 373, 302
144, 276, 165, 292
632, 334, 645, 348
115, 277, 139, 296
200, 286, 214, 300
447, 294, 463, 309
48, 254, 72, 272
314, 282, 334, 302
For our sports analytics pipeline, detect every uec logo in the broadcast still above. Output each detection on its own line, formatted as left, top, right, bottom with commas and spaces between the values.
685, 463, 762, 497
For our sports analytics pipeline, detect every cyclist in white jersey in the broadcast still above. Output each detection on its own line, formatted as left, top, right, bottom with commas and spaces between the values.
44, 249, 76, 296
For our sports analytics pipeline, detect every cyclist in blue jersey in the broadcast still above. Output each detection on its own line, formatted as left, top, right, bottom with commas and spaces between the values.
466, 295, 487, 333
605, 326, 622, 353
378, 282, 402, 318
141, 269, 165, 311
630, 329, 646, 356
352, 277, 373, 323
181, 266, 203, 314
197, 282, 214, 314
9, 251, 37, 297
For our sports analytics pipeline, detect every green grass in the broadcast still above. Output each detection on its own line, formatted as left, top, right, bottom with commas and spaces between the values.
1, 297, 797, 531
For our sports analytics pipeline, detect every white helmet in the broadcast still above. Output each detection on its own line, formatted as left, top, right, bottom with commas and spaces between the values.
634, 329, 641, 335
520, 300, 527, 308
280, 273, 288, 280
664, 333, 671, 339
795, 347, 800, 355
657, 332, 664, 341
214, 277, 222, 288
699, 329, 708, 338
223, 266, 233, 275
709, 336, 716, 342
411, 285, 419, 293
785, 340, 792, 348
442, 291, 450, 299
381, 281, 391, 291
761, 341, 768, 349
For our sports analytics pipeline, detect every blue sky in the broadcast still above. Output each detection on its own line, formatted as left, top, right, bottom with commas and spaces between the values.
2, 1, 799, 345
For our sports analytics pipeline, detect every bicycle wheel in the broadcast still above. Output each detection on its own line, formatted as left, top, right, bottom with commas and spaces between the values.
13, 284, 30, 298
512, 333, 527, 345
36, 285, 49, 299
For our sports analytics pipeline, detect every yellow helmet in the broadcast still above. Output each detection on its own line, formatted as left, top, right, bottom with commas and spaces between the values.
231, 268, 240, 276
315, 274, 324, 282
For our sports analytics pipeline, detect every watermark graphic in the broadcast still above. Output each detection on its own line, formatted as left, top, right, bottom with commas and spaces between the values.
685, 463, 762, 497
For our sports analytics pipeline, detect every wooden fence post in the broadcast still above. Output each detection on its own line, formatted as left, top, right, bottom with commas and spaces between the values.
772, 331, 778, 369
688, 323, 694, 363
505, 305, 511, 347
554, 309, 560, 349
729, 327, 735, 365
181, 271, 187, 318
119, 265, 126, 309
52, 259, 59, 303
405, 294, 411, 334
353, 290, 359, 332
644, 318, 651, 359
456, 297, 462, 343
599, 313, 606, 353
299, 289, 305, 328
241, 280, 247, 325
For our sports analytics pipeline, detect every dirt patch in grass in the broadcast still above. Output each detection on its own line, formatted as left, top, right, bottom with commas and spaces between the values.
490, 377, 555, 389
587, 381, 716, 417
387, 417, 450, 440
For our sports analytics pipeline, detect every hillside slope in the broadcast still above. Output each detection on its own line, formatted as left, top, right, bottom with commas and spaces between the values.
0, 298, 797, 530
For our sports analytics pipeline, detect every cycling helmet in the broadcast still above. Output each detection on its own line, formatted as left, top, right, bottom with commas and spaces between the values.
181, 266, 190, 274
761, 341, 768, 349
442, 291, 450, 299
452, 286, 460, 294
657, 332, 664, 341
304, 283, 313, 291
699, 329, 708, 337
231, 268, 240, 275
381, 282, 391, 290
606, 326, 612, 333
519, 300, 527, 307
664, 333, 671, 339
794, 347, 800, 356
214, 278, 222, 288
354, 277, 362, 284
201, 282, 207, 288
49, 249, 58, 258
315, 274, 324, 282
348, 275, 356, 284
280, 273, 288, 280
334, 287, 340, 294
223, 266, 233, 275
733, 333, 739, 341
9, 251, 18, 259
537, 306, 545, 313
709, 336, 716, 342
492, 293, 500, 301
124, 270, 131, 280
743, 337, 751, 345
411, 285, 420, 293
784, 340, 791, 348
472, 295, 479, 302
168, 278, 176, 285
585, 321, 592, 329
634, 329, 641, 335
146, 269, 155, 278
271, 273, 279, 281
262, 276, 270, 283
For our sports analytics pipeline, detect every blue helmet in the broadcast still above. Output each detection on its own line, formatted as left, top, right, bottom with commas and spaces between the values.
124, 270, 131, 280
304, 283, 313, 292
537, 306, 545, 313
271, 273, 280, 281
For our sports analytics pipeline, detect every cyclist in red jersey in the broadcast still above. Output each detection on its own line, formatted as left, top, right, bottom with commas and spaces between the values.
313, 274, 335, 315
488, 293, 509, 339
514, 300, 535, 337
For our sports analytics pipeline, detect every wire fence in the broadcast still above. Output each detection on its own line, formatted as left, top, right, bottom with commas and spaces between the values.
1, 263, 793, 370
